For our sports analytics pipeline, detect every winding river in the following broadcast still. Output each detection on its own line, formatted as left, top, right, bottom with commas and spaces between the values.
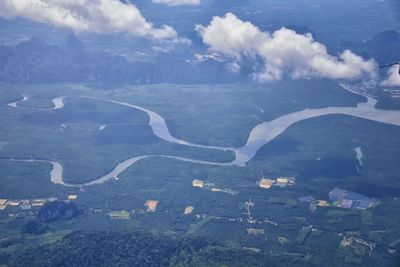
7, 94, 29, 107
0, 158, 67, 186
7, 95, 64, 110
5, 87, 400, 187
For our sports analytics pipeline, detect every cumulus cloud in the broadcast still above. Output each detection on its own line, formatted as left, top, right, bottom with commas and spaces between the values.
152, 0, 201, 6
196, 13, 376, 81
0, 0, 177, 40
381, 65, 400, 87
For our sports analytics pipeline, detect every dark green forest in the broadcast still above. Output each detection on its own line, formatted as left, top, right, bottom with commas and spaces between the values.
1, 231, 284, 267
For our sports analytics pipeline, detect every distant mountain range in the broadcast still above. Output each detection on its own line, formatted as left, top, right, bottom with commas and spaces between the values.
0, 34, 240, 84
0, 30, 398, 84
361, 30, 400, 65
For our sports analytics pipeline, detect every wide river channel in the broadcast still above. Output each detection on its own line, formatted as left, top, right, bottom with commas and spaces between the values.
5, 87, 400, 187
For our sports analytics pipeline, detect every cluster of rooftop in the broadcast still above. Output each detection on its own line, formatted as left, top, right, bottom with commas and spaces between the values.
299, 188, 378, 211
107, 199, 160, 220
258, 176, 296, 189
108, 201, 195, 221
246, 228, 265, 236
184, 206, 194, 215
0, 197, 59, 211
329, 188, 378, 210
382, 88, 400, 100
144, 200, 159, 212
192, 179, 238, 195
192, 179, 205, 188
298, 196, 330, 212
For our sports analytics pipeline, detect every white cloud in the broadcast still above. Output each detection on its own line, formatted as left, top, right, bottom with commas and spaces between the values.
196, 13, 376, 81
227, 61, 241, 73
152, 0, 201, 6
0, 0, 177, 40
194, 52, 223, 62
195, 13, 265, 58
381, 65, 400, 87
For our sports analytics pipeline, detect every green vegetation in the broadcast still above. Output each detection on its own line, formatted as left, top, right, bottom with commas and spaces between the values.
278, 236, 289, 245
0, 84, 234, 183
187, 216, 217, 235
0, 160, 69, 199
109, 211, 130, 220
268, 197, 298, 208
37, 201, 79, 222
367, 231, 386, 244
296, 227, 311, 244
311, 229, 322, 237
344, 256, 363, 265
112, 80, 364, 147
21, 221, 49, 235
0, 83, 399, 266
1, 231, 280, 267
